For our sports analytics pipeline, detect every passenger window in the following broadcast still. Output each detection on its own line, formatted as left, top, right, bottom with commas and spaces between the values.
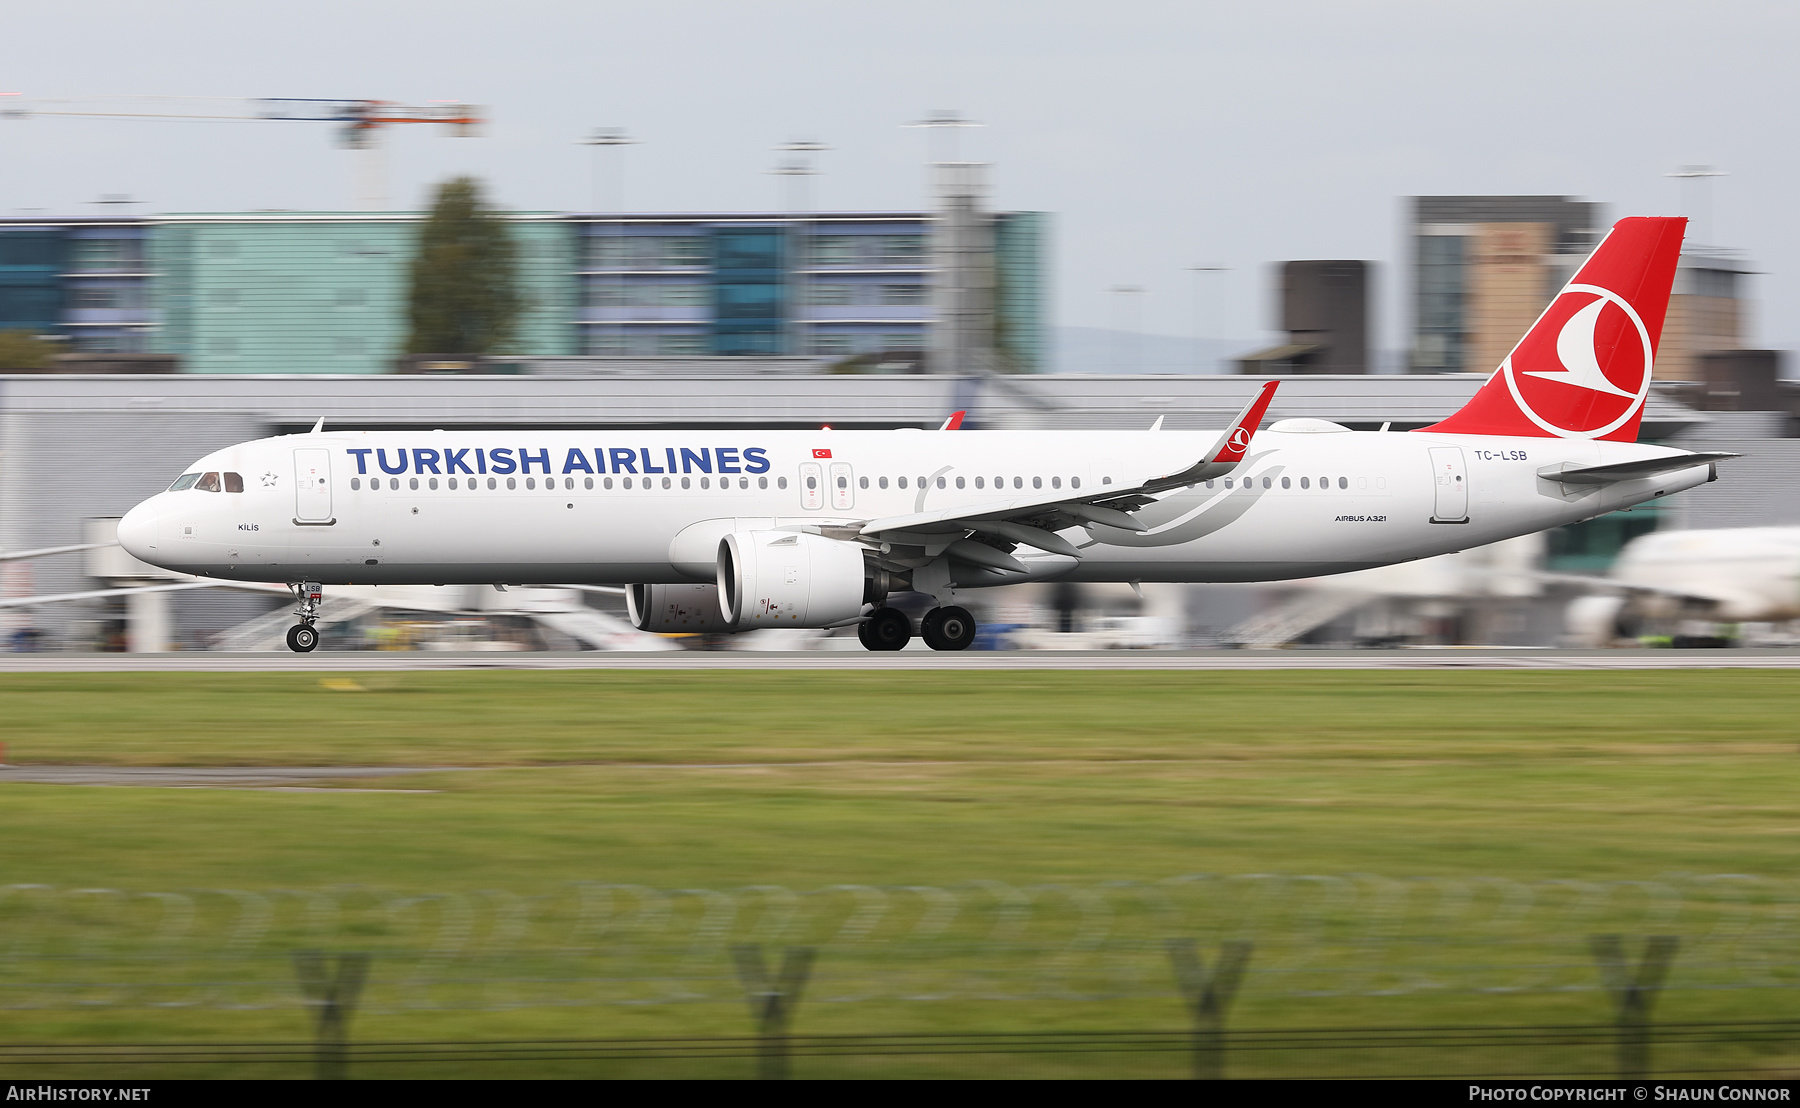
390, 478, 400, 491
682, 477, 691, 489
955, 476, 965, 489
410, 478, 420, 491
859, 476, 869, 489
351, 477, 361, 491
1013, 477, 1023, 489
806, 476, 817, 490
937, 476, 947, 489
169, 473, 201, 491
661, 477, 671, 490
700, 476, 709, 489
488, 477, 497, 490
1300, 477, 1310, 489
428, 478, 438, 490
507, 477, 517, 490
526, 477, 536, 490
1051, 476, 1061, 489
1071, 477, 1080, 489
223, 472, 244, 493
1224, 478, 1233, 489
1032, 477, 1042, 489
1205, 480, 1215, 489
879, 476, 888, 489
1339, 477, 1348, 489
975, 477, 984, 489
448, 478, 457, 490
897, 477, 908, 489
837, 476, 847, 489
1282, 477, 1291, 489
196, 472, 221, 492
603, 477, 613, 489
622, 477, 632, 489
1262, 477, 1271, 489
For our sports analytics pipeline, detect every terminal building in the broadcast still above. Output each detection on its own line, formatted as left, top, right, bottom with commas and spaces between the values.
1408, 195, 1754, 381
0, 189, 1049, 374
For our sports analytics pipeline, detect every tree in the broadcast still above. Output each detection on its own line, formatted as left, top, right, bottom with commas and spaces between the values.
405, 177, 522, 355
0, 330, 55, 371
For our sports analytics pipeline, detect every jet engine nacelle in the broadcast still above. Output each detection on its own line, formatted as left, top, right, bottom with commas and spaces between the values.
627, 583, 735, 633
718, 530, 868, 629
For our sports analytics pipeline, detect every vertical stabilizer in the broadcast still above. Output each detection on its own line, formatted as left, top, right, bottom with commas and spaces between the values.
1420, 216, 1685, 441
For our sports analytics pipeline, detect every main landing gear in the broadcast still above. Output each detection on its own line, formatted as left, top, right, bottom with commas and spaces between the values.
285, 582, 322, 653
859, 605, 977, 652
920, 605, 976, 652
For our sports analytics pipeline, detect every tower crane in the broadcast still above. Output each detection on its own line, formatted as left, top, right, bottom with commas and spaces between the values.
1, 95, 485, 209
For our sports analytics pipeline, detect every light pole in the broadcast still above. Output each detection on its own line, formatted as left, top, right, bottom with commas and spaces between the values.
1665, 165, 1727, 247
1187, 266, 1228, 373
582, 127, 639, 356
773, 140, 830, 357
1110, 285, 1144, 373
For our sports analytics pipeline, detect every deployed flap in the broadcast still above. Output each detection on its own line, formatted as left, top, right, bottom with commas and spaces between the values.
1537, 452, 1736, 486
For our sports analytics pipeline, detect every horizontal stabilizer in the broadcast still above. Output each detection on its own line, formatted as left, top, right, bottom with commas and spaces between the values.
1537, 452, 1737, 486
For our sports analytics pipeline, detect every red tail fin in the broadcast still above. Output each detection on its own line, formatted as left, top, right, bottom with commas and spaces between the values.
1420, 216, 1685, 442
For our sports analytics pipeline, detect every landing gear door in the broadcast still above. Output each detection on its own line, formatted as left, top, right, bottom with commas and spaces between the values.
1428, 446, 1468, 523
829, 462, 854, 510
294, 448, 334, 523
799, 462, 824, 511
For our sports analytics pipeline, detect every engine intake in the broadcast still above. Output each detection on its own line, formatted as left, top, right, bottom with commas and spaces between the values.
718, 530, 868, 629
627, 583, 734, 633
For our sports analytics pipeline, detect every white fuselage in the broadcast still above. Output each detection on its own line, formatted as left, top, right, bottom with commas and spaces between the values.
117, 425, 1713, 590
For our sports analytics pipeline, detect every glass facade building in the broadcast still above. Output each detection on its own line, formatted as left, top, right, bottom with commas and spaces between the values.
0, 208, 1048, 373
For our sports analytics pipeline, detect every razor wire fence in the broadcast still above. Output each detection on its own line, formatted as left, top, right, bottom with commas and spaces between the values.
3, 873, 1798, 1015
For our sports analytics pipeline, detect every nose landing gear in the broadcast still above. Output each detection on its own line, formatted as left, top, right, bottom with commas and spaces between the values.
286, 582, 322, 653
920, 605, 976, 651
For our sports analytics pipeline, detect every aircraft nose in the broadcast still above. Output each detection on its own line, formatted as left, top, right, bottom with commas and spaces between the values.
116, 501, 159, 562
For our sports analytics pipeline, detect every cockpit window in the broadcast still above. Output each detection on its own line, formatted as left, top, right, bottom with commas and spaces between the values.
223, 472, 244, 493
169, 473, 201, 491
195, 472, 221, 492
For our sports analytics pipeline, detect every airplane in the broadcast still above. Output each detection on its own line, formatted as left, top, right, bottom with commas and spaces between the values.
1563, 527, 1800, 646
115, 216, 1734, 653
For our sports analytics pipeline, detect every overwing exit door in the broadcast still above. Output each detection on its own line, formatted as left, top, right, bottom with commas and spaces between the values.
1428, 446, 1468, 523
798, 462, 824, 510
829, 462, 854, 510
294, 448, 333, 523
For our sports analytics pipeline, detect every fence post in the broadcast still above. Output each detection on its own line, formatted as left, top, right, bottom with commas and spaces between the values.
732, 944, 816, 1080
293, 951, 371, 1080
1166, 938, 1252, 1080
1589, 935, 1678, 1080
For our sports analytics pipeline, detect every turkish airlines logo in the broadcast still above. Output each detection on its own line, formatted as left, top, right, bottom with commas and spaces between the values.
1226, 427, 1252, 453
812, 448, 832, 459
1501, 283, 1654, 439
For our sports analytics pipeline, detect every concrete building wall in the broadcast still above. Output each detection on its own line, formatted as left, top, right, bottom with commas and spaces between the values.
1466, 222, 1551, 375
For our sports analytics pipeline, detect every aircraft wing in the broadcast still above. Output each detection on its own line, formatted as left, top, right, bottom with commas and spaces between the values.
857, 382, 1279, 562
1536, 452, 1738, 486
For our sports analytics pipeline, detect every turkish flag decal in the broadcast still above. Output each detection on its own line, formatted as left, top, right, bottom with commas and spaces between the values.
812, 448, 832, 459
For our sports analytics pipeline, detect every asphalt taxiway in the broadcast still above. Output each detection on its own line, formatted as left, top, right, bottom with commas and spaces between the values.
2, 649, 1798, 671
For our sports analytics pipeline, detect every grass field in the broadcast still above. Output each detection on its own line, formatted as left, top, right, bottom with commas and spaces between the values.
0, 669, 1796, 1077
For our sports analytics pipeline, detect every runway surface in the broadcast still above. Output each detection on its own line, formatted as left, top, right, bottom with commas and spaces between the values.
3, 648, 1799, 671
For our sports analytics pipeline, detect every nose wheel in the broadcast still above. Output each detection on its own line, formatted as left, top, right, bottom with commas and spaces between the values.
286, 581, 323, 654
920, 605, 977, 651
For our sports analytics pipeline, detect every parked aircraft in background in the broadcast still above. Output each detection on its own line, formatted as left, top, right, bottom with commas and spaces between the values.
116, 217, 1733, 653
1564, 527, 1800, 646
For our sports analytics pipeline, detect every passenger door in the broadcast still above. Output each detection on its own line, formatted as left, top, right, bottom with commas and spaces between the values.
829, 462, 855, 511
1428, 446, 1468, 523
294, 448, 333, 522
798, 462, 824, 511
